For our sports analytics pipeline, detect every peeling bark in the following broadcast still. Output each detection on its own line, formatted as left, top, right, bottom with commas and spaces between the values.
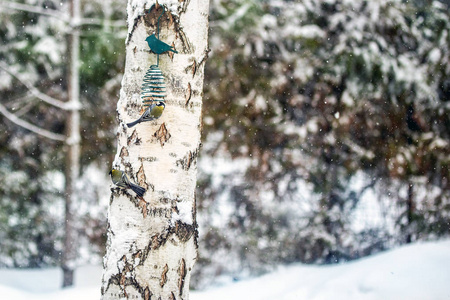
101, 0, 209, 299
178, 258, 186, 296
154, 122, 171, 146
176, 149, 198, 171
127, 130, 141, 146
185, 82, 192, 107
160, 264, 169, 287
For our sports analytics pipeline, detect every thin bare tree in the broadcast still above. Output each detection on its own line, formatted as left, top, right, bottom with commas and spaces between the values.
61, 0, 82, 287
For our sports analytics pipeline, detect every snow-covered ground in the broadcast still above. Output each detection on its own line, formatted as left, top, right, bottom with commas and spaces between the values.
0, 239, 449, 300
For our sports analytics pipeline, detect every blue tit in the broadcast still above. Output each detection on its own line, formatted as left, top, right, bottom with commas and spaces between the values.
127, 101, 165, 128
109, 169, 146, 197
145, 34, 178, 54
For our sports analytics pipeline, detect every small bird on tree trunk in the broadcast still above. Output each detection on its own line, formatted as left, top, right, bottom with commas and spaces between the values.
109, 169, 146, 197
127, 101, 165, 128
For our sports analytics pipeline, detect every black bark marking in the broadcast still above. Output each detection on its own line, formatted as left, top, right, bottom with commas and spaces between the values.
184, 60, 196, 78
127, 129, 139, 146
168, 41, 176, 61
176, 149, 198, 171
144, 287, 152, 300
197, 48, 211, 70
103, 254, 156, 300
191, 60, 196, 78
154, 122, 171, 146
120, 146, 129, 158
150, 234, 163, 250
185, 82, 192, 107
137, 164, 148, 190
139, 156, 158, 163
160, 264, 169, 287
173, 221, 195, 243
178, 258, 186, 296
147, 207, 172, 219
185, 49, 210, 77
177, 29, 192, 53
138, 198, 148, 218
110, 186, 138, 204
178, 0, 191, 14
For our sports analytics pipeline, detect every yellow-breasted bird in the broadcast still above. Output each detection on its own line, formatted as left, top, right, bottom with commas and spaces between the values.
127, 101, 165, 128
109, 169, 146, 197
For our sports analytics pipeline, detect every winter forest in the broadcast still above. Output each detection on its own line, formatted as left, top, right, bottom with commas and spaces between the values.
0, 0, 449, 297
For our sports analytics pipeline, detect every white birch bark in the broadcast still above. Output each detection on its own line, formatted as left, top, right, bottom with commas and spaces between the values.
101, 0, 209, 299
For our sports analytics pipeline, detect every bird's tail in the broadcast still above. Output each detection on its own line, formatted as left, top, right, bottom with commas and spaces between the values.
129, 182, 146, 197
171, 49, 178, 54
127, 119, 141, 128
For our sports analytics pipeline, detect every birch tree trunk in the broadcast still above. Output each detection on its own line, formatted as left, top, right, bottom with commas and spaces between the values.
101, 0, 209, 299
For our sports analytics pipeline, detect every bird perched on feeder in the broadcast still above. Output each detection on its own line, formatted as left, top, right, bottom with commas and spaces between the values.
145, 34, 178, 54
127, 101, 165, 128
109, 169, 146, 197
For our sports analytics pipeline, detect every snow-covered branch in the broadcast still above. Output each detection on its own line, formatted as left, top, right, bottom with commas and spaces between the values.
0, 102, 65, 141
0, 1, 68, 21
77, 17, 126, 28
0, 62, 69, 110
0, 1, 126, 28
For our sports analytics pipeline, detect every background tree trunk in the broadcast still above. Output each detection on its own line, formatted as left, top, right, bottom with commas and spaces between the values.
405, 184, 415, 244
62, 0, 81, 288
101, 0, 209, 299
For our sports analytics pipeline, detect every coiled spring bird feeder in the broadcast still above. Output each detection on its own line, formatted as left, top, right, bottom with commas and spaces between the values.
141, 65, 166, 108
140, 5, 177, 108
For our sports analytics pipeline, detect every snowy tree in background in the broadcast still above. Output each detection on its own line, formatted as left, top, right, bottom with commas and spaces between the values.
0, 0, 126, 282
194, 0, 449, 287
101, 0, 209, 299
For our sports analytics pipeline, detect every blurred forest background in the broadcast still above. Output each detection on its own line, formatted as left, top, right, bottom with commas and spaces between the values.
0, 0, 449, 289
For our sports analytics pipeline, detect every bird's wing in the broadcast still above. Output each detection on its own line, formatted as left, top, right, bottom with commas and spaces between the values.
120, 172, 132, 188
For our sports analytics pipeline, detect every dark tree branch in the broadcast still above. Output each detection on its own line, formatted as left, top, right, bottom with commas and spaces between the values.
0, 62, 69, 109
0, 102, 65, 141
0, 1, 126, 27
